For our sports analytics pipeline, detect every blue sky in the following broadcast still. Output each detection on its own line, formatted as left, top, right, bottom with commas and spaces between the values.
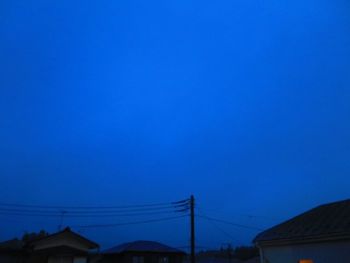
1, 0, 350, 250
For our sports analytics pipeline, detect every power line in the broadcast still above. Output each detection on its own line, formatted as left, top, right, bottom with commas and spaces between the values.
201, 217, 240, 243
0, 206, 189, 214
240, 214, 280, 221
0, 199, 189, 210
0, 197, 191, 244
196, 204, 277, 222
196, 207, 240, 243
0, 210, 189, 218
0, 199, 190, 218
197, 215, 263, 231
74, 215, 187, 229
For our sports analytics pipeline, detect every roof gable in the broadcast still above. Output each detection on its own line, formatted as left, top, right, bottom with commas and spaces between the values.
29, 227, 99, 251
254, 199, 350, 245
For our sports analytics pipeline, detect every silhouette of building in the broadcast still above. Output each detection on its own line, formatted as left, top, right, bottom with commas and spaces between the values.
100, 240, 185, 263
0, 227, 99, 263
254, 199, 350, 263
0, 238, 26, 263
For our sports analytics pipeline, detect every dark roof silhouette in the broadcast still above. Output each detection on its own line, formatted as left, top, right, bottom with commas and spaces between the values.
254, 199, 350, 244
29, 227, 99, 249
104, 241, 185, 254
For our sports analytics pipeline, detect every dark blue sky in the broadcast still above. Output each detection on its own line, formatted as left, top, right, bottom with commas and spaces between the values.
1, 0, 350, 250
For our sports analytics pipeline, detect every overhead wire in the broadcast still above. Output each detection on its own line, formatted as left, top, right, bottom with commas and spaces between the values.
74, 215, 188, 229
0, 199, 190, 218
0, 200, 189, 210
196, 203, 276, 222
0, 206, 188, 214
196, 207, 241, 243
0, 210, 189, 218
197, 214, 263, 231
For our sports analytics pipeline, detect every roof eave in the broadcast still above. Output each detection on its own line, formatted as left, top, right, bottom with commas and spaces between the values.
256, 233, 350, 247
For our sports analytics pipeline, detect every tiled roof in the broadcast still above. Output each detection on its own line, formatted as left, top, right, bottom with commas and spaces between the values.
29, 227, 99, 249
254, 199, 350, 244
104, 241, 185, 254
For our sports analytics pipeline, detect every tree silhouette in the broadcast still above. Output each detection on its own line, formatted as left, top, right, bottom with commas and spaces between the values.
22, 230, 48, 243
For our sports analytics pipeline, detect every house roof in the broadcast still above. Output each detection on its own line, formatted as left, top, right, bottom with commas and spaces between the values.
29, 227, 99, 250
104, 241, 185, 254
254, 199, 350, 245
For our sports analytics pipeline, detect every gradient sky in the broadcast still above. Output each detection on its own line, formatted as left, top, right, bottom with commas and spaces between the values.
1, 0, 350, 250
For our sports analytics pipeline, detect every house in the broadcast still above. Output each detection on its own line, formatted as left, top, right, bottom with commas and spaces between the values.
0, 227, 99, 263
27, 227, 99, 263
0, 238, 26, 263
253, 199, 350, 263
100, 240, 185, 263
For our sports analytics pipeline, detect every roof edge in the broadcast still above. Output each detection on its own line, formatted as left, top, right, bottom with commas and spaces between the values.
253, 198, 350, 244
29, 227, 99, 249
255, 232, 350, 247
104, 241, 185, 255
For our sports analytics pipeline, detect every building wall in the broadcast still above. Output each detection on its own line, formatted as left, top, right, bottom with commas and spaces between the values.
260, 240, 350, 263
0, 253, 90, 263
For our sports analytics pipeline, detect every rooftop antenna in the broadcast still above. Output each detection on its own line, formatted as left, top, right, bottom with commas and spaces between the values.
58, 210, 67, 231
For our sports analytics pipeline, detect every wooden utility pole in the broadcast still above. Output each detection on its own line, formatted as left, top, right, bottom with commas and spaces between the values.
190, 195, 195, 263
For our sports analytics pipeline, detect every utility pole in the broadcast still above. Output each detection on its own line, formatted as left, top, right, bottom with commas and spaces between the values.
190, 195, 195, 263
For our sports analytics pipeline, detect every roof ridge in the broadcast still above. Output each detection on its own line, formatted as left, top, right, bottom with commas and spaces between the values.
318, 198, 350, 207
254, 198, 350, 244
28, 227, 99, 249
124, 241, 137, 251
104, 240, 185, 254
